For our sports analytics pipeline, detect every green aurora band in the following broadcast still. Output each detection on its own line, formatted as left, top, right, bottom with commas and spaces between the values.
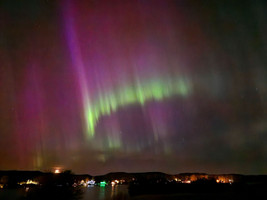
84, 77, 191, 138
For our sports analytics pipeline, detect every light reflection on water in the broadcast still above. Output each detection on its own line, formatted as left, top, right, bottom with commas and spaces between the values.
99, 186, 105, 200
82, 185, 129, 200
0, 185, 129, 200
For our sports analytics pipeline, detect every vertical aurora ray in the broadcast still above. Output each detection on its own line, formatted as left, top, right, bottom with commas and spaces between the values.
15, 63, 47, 169
63, 0, 93, 137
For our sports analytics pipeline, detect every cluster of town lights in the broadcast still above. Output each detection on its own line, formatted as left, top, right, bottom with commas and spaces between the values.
111, 180, 120, 186
174, 176, 233, 184
1, 174, 235, 190
18, 180, 39, 185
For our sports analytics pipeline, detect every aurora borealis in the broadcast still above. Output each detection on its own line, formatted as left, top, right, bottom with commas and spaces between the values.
0, 0, 267, 175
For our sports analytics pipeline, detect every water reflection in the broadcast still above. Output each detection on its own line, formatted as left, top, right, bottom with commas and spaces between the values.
111, 185, 116, 198
82, 185, 129, 200
99, 186, 106, 200
0, 185, 129, 200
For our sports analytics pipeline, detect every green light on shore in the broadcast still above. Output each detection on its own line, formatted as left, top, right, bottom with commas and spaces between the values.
100, 181, 106, 187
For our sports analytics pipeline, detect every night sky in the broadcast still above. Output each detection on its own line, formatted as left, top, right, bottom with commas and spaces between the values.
0, 0, 266, 175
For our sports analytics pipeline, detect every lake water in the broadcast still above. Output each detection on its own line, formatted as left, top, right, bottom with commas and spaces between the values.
0, 185, 129, 200
82, 185, 129, 200
0, 186, 245, 200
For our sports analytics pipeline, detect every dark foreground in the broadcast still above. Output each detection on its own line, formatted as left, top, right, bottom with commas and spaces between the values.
130, 192, 265, 200
128, 181, 267, 200
0, 184, 266, 200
